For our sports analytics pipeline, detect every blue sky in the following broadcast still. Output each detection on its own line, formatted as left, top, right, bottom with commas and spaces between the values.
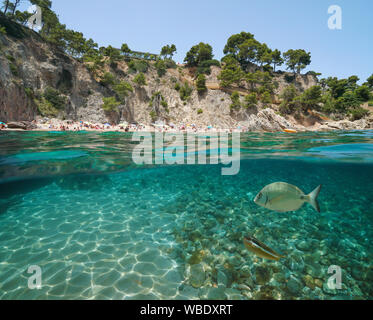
23, 0, 373, 82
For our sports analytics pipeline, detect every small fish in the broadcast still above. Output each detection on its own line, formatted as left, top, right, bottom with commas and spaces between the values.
254, 182, 322, 213
243, 235, 284, 261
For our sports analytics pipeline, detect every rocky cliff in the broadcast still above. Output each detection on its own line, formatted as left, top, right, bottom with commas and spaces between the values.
0, 19, 372, 131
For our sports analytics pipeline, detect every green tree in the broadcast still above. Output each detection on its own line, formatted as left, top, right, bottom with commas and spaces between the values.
64, 30, 89, 58
223, 31, 255, 64
300, 85, 322, 111
279, 85, 300, 114
154, 59, 166, 77
230, 91, 241, 110
160, 44, 176, 59
14, 10, 33, 25
133, 72, 146, 86
261, 91, 272, 104
100, 72, 116, 87
244, 93, 257, 108
281, 85, 298, 102
236, 38, 262, 70
102, 97, 121, 112
257, 43, 272, 67
2, 1, 11, 14
113, 81, 133, 103
179, 82, 193, 101
184, 42, 213, 67
347, 75, 359, 90
196, 59, 220, 75
121, 43, 131, 56
196, 74, 207, 94
355, 85, 371, 102
364, 74, 373, 89
323, 77, 348, 99
104, 45, 121, 63
43, 87, 66, 109
321, 92, 336, 114
271, 49, 283, 72
350, 107, 369, 121
283, 49, 311, 74
218, 56, 244, 88
334, 90, 360, 112
245, 71, 259, 91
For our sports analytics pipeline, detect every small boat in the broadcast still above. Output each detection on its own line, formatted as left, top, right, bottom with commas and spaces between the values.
283, 129, 297, 133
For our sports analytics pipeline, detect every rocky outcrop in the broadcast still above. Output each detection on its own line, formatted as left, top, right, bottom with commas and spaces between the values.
0, 19, 369, 131
0, 27, 107, 123
238, 108, 292, 132
318, 119, 373, 131
6, 121, 36, 130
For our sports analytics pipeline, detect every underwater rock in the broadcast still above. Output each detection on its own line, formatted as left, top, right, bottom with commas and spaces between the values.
302, 274, 315, 290
285, 254, 305, 272
314, 278, 323, 288
255, 266, 272, 285
206, 286, 227, 300
273, 272, 286, 284
190, 264, 206, 288
305, 263, 324, 279
225, 288, 244, 300
253, 285, 280, 300
188, 230, 202, 242
217, 270, 228, 287
179, 285, 199, 298
188, 250, 204, 265
286, 276, 302, 295
295, 240, 311, 251
227, 256, 243, 269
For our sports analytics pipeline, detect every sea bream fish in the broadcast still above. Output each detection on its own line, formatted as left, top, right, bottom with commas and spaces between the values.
243, 235, 284, 261
254, 182, 322, 213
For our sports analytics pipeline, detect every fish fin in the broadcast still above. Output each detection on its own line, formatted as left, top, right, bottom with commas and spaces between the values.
308, 185, 322, 213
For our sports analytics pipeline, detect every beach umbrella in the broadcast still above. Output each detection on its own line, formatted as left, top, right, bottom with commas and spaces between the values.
104, 123, 111, 126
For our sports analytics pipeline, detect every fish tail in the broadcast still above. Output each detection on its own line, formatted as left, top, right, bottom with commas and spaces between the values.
307, 185, 322, 213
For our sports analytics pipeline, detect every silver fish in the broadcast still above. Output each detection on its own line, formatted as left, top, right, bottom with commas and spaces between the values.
254, 182, 322, 213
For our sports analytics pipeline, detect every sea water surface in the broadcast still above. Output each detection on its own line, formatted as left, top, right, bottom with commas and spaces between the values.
0, 130, 372, 300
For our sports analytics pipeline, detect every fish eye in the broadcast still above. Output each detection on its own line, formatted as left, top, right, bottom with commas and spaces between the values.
257, 193, 262, 200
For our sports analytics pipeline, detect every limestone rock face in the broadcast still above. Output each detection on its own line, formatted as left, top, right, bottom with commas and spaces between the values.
240, 108, 292, 132
0, 30, 106, 123
0, 22, 370, 130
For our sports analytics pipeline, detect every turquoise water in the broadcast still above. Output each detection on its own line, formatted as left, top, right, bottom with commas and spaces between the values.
0, 130, 372, 300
